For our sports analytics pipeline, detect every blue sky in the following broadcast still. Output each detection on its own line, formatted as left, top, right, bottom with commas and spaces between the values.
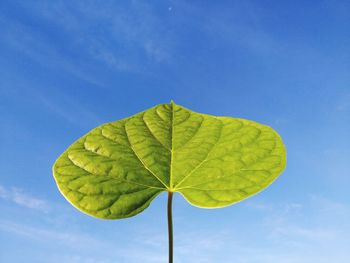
0, 0, 349, 262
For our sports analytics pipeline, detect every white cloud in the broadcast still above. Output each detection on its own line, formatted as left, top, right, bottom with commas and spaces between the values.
270, 224, 337, 242
2, 191, 349, 262
182, 196, 350, 263
0, 184, 49, 212
0, 220, 103, 248
0, 220, 128, 263
35, 91, 102, 128
335, 93, 350, 111
0, 185, 7, 198
13, 0, 173, 73
49, 254, 110, 263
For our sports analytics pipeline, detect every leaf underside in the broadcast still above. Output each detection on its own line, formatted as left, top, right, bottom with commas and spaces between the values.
53, 102, 286, 219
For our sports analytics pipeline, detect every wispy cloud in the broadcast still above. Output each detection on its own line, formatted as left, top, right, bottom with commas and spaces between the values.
73, 0, 173, 64
0, 219, 122, 263
335, 93, 350, 112
0, 15, 106, 87
48, 254, 111, 263
0, 184, 49, 212
1, 187, 349, 262
0, 220, 103, 248
172, 0, 282, 56
1, 0, 173, 80
158, 196, 350, 263
35, 91, 102, 128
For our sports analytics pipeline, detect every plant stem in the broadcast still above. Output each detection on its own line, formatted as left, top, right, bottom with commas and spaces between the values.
167, 191, 173, 263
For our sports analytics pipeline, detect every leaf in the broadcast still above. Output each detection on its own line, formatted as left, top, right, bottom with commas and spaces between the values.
53, 102, 286, 219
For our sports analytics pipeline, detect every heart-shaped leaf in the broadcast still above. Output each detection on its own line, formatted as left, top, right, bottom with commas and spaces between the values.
53, 102, 286, 219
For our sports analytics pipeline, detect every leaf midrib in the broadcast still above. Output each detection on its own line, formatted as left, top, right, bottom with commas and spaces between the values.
169, 101, 175, 190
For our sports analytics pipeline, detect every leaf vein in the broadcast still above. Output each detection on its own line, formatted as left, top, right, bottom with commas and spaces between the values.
142, 113, 170, 151
174, 116, 204, 151
174, 119, 224, 189
124, 121, 169, 189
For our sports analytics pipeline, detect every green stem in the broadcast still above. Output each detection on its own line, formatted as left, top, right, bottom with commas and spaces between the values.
167, 191, 173, 263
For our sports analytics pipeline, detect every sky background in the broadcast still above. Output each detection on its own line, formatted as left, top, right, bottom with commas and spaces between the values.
0, 0, 349, 262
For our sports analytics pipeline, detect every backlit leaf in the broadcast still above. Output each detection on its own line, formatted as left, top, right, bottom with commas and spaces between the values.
53, 102, 286, 219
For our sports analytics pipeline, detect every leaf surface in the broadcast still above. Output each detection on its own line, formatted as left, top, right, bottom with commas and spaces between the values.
53, 102, 286, 219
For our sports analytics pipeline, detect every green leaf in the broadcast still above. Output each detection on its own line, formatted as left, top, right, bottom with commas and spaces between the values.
53, 102, 286, 219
